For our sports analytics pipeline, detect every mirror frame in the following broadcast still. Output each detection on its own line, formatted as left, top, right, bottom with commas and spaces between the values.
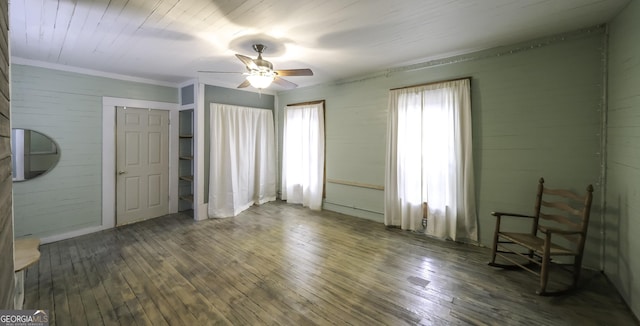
11, 129, 61, 182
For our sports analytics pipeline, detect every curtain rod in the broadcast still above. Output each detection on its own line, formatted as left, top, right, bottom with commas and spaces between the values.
390, 77, 471, 91
286, 100, 325, 107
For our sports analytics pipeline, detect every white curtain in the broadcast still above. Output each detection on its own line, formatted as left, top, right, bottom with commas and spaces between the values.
208, 103, 276, 218
384, 79, 477, 242
281, 103, 325, 210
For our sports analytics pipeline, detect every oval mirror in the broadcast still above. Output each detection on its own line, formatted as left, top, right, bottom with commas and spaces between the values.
11, 129, 60, 182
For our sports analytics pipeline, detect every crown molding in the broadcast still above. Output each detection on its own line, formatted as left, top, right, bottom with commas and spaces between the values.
11, 57, 180, 88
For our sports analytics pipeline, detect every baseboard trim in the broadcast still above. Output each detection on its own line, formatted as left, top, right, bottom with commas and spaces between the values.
40, 225, 110, 245
323, 201, 384, 223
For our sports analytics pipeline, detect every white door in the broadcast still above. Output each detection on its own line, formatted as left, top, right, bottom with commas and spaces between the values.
116, 107, 169, 226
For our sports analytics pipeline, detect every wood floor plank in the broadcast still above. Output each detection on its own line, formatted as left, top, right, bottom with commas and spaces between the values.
116, 256, 170, 326
172, 238, 304, 325
127, 226, 259, 325
160, 216, 291, 320
50, 242, 73, 326
126, 227, 217, 325
75, 234, 120, 326
117, 237, 193, 325
68, 238, 104, 325
131, 224, 237, 324
22, 257, 39, 309
36, 244, 55, 325
186, 210, 379, 325
22, 201, 639, 326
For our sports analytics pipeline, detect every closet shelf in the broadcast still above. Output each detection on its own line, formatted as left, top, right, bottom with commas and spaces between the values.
179, 195, 194, 203
179, 175, 194, 181
178, 106, 194, 213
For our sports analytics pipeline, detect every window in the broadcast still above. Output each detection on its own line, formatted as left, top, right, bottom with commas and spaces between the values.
385, 78, 477, 242
281, 101, 325, 210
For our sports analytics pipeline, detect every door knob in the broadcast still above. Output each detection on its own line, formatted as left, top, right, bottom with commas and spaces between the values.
118, 170, 127, 175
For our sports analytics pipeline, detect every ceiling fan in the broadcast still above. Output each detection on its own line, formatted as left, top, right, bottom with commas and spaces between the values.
200, 44, 313, 90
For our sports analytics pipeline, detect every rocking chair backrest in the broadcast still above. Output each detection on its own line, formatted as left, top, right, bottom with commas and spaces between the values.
533, 178, 594, 251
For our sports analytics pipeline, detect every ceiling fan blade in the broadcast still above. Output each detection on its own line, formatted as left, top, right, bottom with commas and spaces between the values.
272, 76, 298, 89
235, 54, 258, 70
275, 68, 313, 76
237, 79, 251, 88
198, 71, 243, 74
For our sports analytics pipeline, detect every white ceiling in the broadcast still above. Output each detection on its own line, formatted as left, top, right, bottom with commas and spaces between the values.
8, 0, 630, 90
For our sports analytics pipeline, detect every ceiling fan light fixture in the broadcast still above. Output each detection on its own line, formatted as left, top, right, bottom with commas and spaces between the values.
202, 43, 312, 90
246, 72, 275, 89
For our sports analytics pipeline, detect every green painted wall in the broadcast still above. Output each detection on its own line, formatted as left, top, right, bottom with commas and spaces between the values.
10, 64, 178, 238
607, 0, 640, 318
277, 29, 605, 268
203, 85, 275, 201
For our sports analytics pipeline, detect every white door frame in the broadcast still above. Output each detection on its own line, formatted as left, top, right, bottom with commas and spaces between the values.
102, 97, 180, 228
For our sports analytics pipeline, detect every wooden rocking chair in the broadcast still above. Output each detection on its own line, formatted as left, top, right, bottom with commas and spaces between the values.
488, 178, 594, 295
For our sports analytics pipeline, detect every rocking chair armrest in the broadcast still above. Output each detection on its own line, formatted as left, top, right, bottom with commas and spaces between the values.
491, 211, 535, 219
492, 212, 536, 232
537, 225, 581, 235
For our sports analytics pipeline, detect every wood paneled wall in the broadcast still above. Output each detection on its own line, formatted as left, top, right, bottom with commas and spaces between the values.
277, 28, 606, 268
606, 0, 640, 319
0, 0, 14, 309
10, 65, 178, 240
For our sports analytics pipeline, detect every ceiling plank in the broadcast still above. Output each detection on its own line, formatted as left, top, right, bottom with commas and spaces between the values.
8, 0, 631, 86
49, 0, 77, 62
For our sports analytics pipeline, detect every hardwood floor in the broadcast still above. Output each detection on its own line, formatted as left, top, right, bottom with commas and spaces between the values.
22, 201, 637, 325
